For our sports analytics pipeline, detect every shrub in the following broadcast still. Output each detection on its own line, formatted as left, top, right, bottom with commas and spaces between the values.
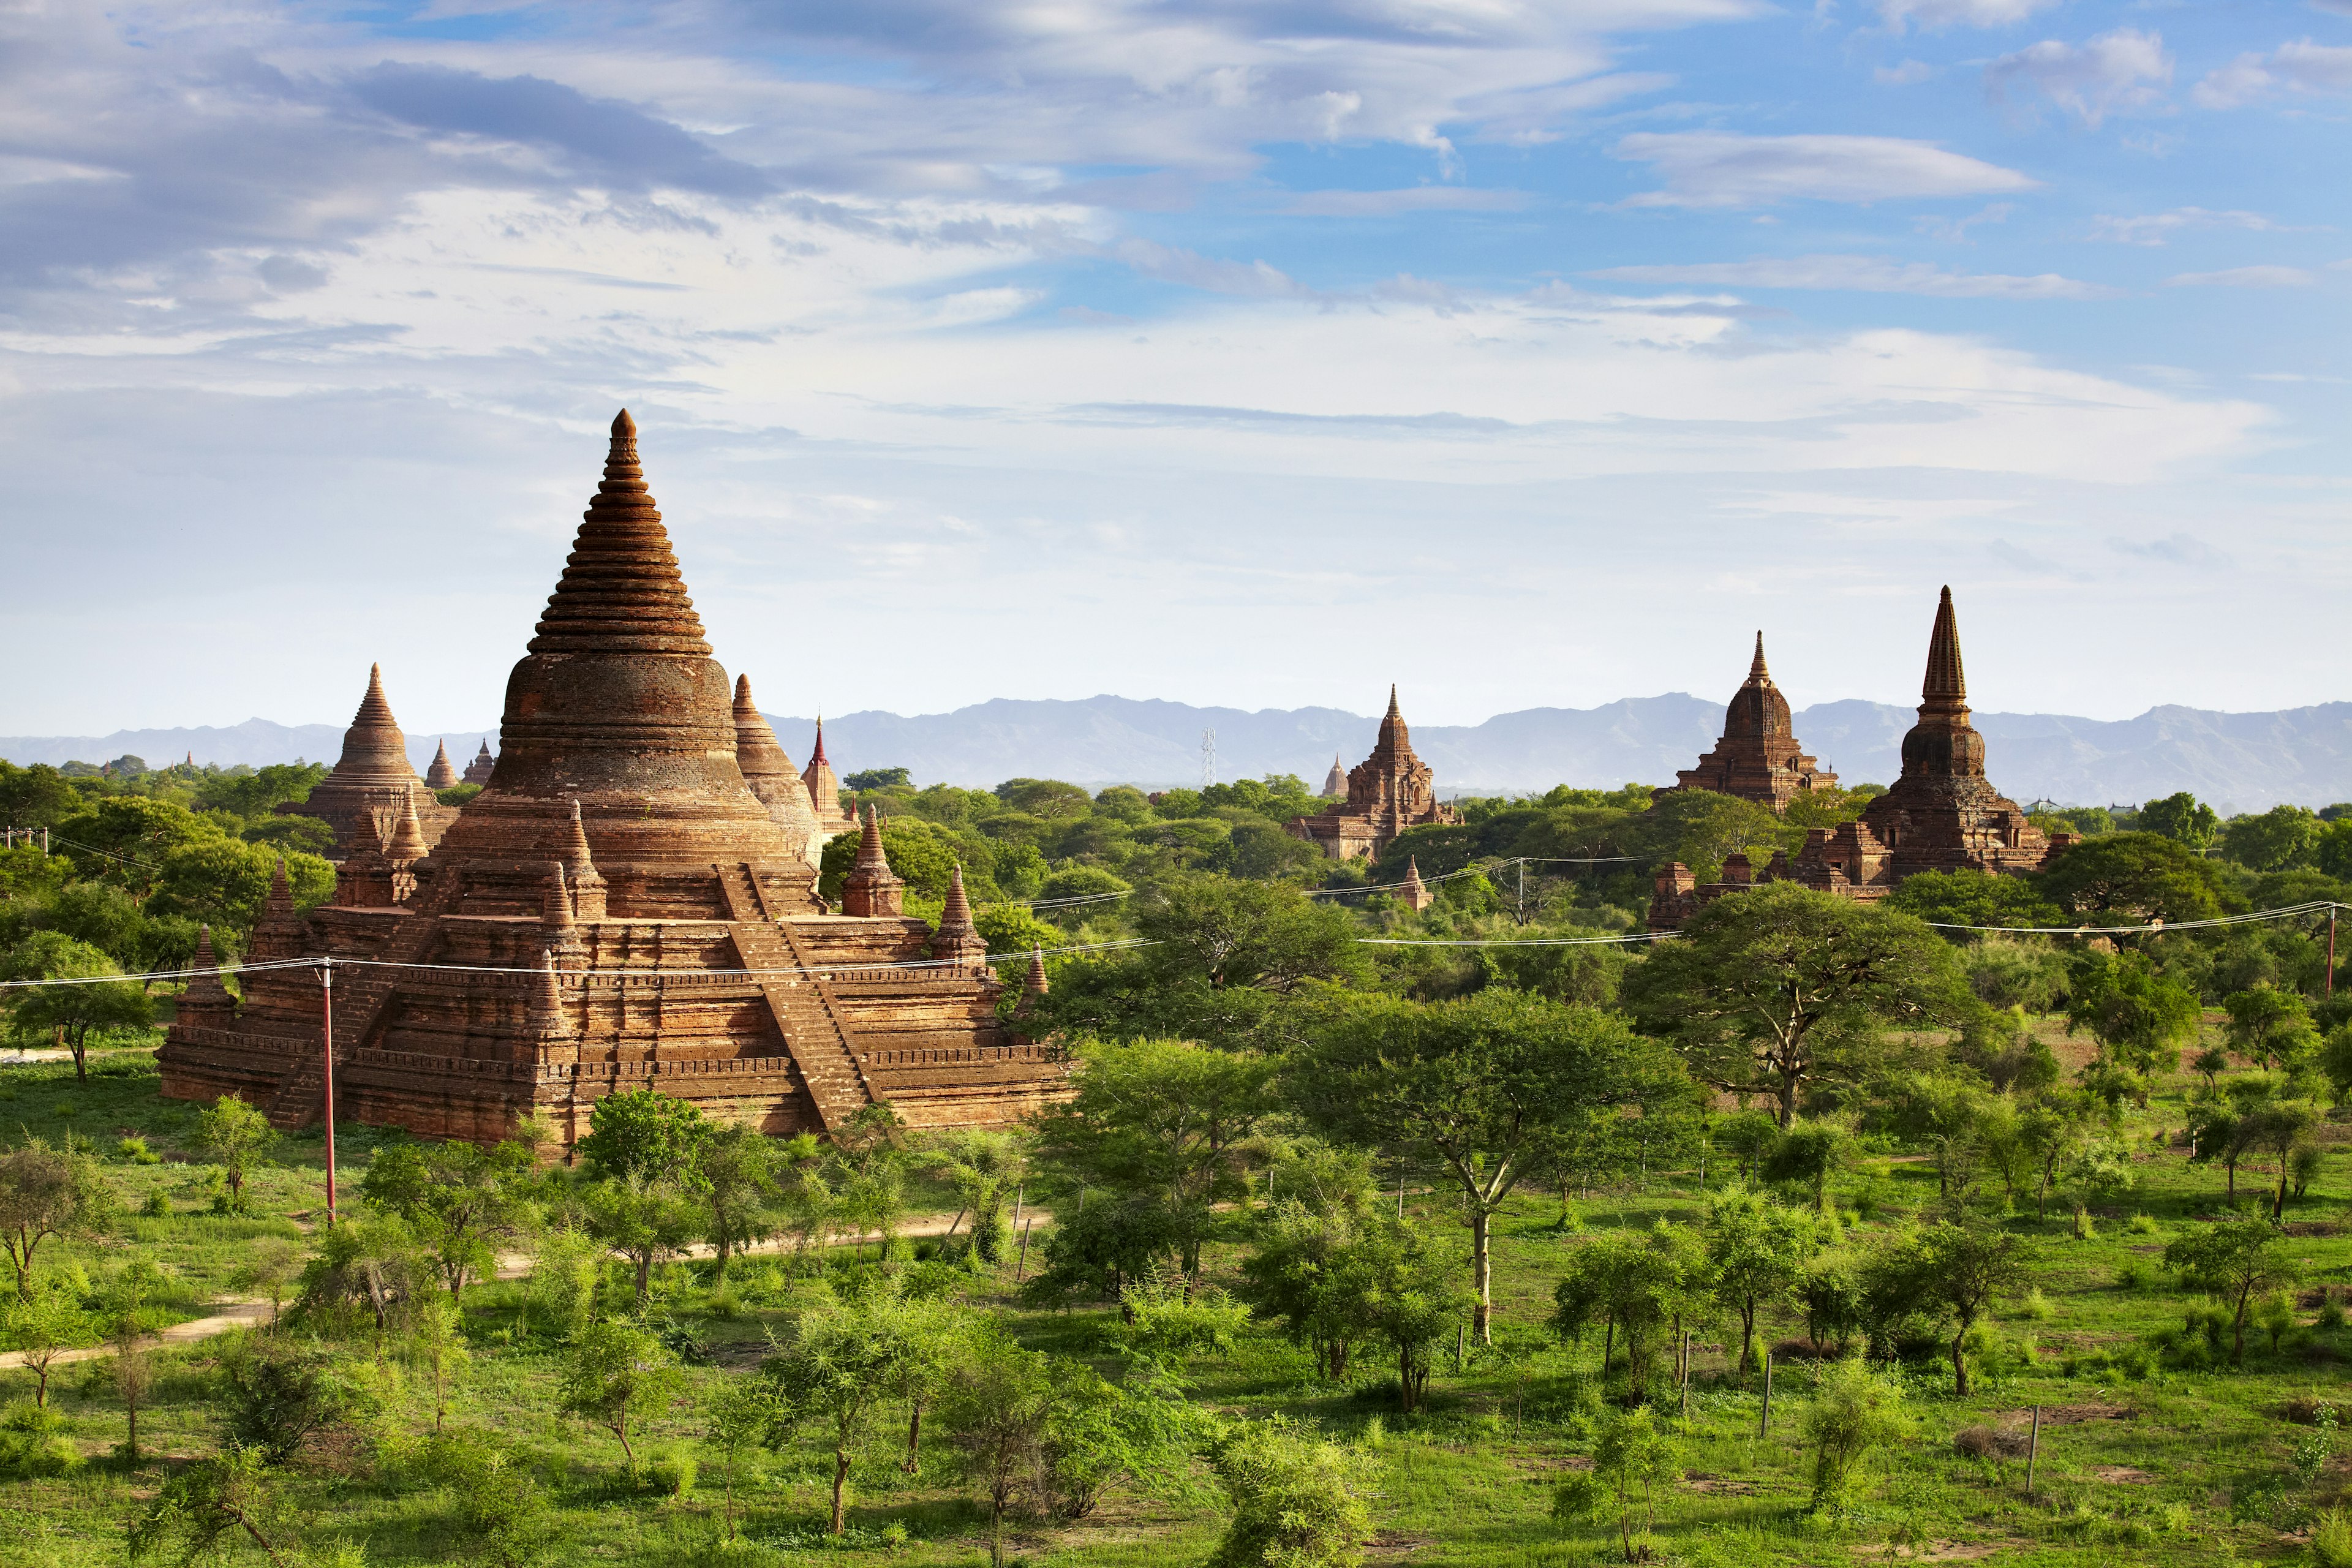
0, 1401, 81, 1478
2260, 1290, 2301, 1354
2128, 1212, 2160, 1235
140, 1189, 170, 1218
1207, 1418, 1369, 1568
2116, 1259, 2151, 1292
2019, 1288, 2055, 1321
116, 1137, 160, 1166
1801, 1358, 1910, 1510
2321, 1295, 2349, 1333
644, 1448, 696, 1499
1952, 1425, 2029, 1461
2313, 1506, 2352, 1568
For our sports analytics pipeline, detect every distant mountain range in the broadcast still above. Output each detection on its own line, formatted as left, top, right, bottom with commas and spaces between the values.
8, 695, 2352, 814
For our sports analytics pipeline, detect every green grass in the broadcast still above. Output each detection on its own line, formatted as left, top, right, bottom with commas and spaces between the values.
4, 1042, 2350, 1566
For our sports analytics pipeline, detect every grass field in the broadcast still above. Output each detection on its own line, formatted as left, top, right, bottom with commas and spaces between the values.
3, 1031, 2350, 1568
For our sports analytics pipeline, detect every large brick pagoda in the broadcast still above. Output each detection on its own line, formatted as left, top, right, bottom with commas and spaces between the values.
1286, 687, 1461, 861
1649, 588, 2065, 929
1662, 633, 1837, 811
162, 412, 1061, 1149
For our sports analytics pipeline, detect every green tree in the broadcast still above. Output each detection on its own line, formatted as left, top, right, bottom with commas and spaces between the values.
221, 1336, 349, 1463
2225, 987, 2320, 1073
0, 1136, 118, 1299
192, 1096, 277, 1215
1035, 1038, 1276, 1283
1887, 870, 2063, 940
558, 1319, 682, 1476
703, 1376, 783, 1544
1761, 1119, 1855, 1211
2221, 805, 2323, 872
764, 1297, 916, 1534
2247, 1096, 2321, 1221
1559, 1404, 1681, 1562
2034, 832, 2227, 925
579, 1178, 702, 1306
2139, 792, 2221, 851
937, 1330, 1054, 1568
1205, 1417, 1370, 1568
1, 1281, 96, 1407
1706, 1184, 1820, 1380
129, 1448, 289, 1567
1551, 1227, 1705, 1390
100, 1257, 166, 1464
1, 934, 154, 1082
694, 1124, 796, 1280
407, 1292, 470, 1434
2065, 951, 2199, 1074
1621, 883, 1964, 1127
2018, 1091, 2099, 1219
1293, 987, 1679, 1343
578, 1087, 710, 1191
1888, 1221, 2032, 1394
358, 1136, 535, 1302
2164, 1217, 2296, 1366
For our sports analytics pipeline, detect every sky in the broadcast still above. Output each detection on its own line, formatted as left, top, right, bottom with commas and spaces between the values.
2, 0, 2346, 737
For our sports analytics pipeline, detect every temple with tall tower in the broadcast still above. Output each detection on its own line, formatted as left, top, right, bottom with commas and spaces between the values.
1661, 633, 1837, 811
162, 412, 1062, 1150
1649, 588, 2063, 930
1285, 687, 1461, 860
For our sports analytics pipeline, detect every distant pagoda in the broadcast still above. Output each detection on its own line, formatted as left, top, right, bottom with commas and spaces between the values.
164, 412, 1063, 1148
1649, 588, 2060, 930
1285, 687, 1461, 861
1662, 633, 1836, 811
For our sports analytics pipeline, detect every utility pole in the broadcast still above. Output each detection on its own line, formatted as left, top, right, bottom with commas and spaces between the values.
1517, 859, 1526, 925
1200, 728, 1216, 790
2331, 907, 2339, 997
320, 960, 337, 1226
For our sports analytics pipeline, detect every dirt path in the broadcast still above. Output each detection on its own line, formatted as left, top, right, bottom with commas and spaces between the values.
0, 1207, 1046, 1372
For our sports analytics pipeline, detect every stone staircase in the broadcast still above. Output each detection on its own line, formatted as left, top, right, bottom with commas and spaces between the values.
715, 863, 873, 1135
267, 873, 462, 1130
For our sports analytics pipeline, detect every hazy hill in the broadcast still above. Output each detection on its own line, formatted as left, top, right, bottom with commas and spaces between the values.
9, 695, 2352, 813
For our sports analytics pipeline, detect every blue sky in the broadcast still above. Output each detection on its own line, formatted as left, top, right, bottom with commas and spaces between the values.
1, 0, 2346, 737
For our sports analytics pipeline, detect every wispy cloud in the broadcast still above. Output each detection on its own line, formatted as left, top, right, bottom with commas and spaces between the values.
1610, 132, 2036, 208
1109, 239, 1312, 298
1586, 253, 2108, 298
1279, 187, 1529, 217
2109, 532, 2234, 568
1875, 0, 2060, 34
2088, 207, 2280, 246
1875, 60, 1937, 86
2165, 265, 2316, 287
2195, 40, 2352, 108
1985, 29, 2173, 128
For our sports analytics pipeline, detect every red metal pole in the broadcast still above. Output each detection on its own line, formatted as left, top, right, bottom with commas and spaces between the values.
320, 960, 337, 1226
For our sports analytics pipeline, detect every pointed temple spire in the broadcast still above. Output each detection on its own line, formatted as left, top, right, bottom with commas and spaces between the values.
801, 714, 851, 840
734, 673, 824, 867
931, 864, 987, 964
527, 410, 711, 657
1400, 854, 1434, 911
840, 804, 905, 918
425, 739, 460, 790
1747, 631, 1770, 682
247, 858, 306, 960
527, 947, 569, 1036
1322, 752, 1346, 799
1921, 584, 1967, 711
386, 791, 431, 861
461, 739, 495, 786
564, 799, 608, 919
180, 924, 236, 1022
541, 861, 575, 930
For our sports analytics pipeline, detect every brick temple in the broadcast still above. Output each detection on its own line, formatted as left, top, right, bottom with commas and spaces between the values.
274, 665, 458, 861
1286, 687, 1461, 860
162, 411, 1061, 1149
1661, 633, 1837, 810
1649, 588, 2068, 930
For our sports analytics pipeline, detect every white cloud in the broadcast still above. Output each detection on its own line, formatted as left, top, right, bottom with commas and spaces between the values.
1915, 202, 2014, 241
1280, 187, 1530, 217
1875, 59, 1937, 85
2109, 532, 2234, 568
1109, 239, 1311, 298
1586, 253, 2109, 298
1985, 29, 2173, 128
2165, 265, 2318, 287
2195, 40, 2352, 107
2088, 207, 2279, 245
1611, 132, 2037, 207
1876, 0, 2059, 34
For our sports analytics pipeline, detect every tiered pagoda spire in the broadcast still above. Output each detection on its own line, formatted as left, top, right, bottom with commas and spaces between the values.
425, 740, 461, 790
734, 674, 824, 867
1662, 630, 1835, 812
840, 804, 905, 917
931, 865, 988, 964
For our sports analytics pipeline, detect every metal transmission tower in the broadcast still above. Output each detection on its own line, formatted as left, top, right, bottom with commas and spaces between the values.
1200, 728, 1216, 789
